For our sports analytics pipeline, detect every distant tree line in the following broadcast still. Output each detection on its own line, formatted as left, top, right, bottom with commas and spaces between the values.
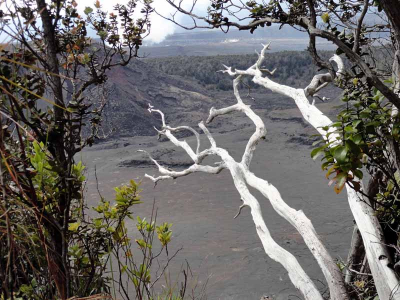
146, 51, 334, 90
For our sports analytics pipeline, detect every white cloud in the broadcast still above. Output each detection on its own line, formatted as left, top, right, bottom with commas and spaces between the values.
0, 0, 209, 44
146, 0, 182, 43
74, 0, 210, 44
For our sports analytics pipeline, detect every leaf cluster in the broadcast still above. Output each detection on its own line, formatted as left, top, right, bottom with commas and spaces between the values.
312, 73, 400, 228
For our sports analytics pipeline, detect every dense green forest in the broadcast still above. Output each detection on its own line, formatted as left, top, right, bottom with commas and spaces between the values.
146, 51, 333, 90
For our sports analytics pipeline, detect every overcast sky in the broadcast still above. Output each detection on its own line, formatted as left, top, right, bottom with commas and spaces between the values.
74, 0, 205, 43
0, 0, 210, 44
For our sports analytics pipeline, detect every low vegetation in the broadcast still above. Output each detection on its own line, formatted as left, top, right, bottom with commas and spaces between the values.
147, 52, 324, 90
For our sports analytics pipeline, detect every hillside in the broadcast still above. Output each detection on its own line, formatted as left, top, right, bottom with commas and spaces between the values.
102, 51, 341, 138
101, 59, 216, 137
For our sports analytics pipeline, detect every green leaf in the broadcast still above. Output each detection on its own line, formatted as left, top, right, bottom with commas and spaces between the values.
384, 78, 394, 84
331, 121, 342, 128
68, 222, 80, 232
93, 218, 102, 228
135, 239, 151, 249
132, 276, 139, 287
121, 265, 127, 274
395, 171, 400, 184
360, 109, 371, 118
369, 103, 379, 109
334, 146, 348, 163
387, 179, 394, 192
84, 7, 93, 14
311, 147, 325, 160
352, 134, 363, 145
366, 121, 380, 127
352, 120, 362, 128
345, 140, 360, 156
353, 169, 363, 179
321, 12, 330, 23
98, 30, 108, 40
334, 172, 347, 194
312, 139, 324, 147
344, 125, 357, 133
321, 161, 331, 170
326, 166, 337, 179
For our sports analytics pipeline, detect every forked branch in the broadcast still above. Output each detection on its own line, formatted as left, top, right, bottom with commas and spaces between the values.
140, 45, 356, 299
141, 105, 325, 299
243, 43, 400, 300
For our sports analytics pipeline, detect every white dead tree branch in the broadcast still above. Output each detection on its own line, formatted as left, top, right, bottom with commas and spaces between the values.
141, 43, 400, 299
142, 106, 327, 299
140, 43, 354, 299
229, 43, 399, 300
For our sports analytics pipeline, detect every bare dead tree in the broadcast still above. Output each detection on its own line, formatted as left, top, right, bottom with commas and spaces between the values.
138, 42, 400, 299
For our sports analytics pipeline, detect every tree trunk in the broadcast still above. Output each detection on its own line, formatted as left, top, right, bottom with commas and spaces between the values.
380, 0, 400, 50
35, 1, 69, 298
345, 225, 364, 283
251, 64, 400, 299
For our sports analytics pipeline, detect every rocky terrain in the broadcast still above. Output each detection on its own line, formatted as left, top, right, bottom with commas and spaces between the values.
100, 59, 217, 137
82, 52, 353, 299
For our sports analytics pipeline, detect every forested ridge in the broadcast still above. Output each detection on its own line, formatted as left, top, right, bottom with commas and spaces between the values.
146, 51, 334, 90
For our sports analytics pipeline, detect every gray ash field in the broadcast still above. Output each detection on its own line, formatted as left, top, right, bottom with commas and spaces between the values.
81, 44, 353, 299
82, 99, 352, 299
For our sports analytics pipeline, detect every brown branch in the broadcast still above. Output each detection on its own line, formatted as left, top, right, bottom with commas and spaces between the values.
353, 0, 369, 53
307, 25, 400, 110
